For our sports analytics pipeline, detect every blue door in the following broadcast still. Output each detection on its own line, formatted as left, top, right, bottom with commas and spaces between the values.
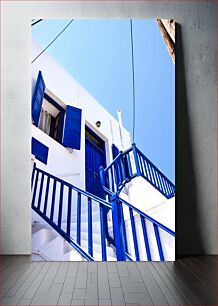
85, 127, 106, 199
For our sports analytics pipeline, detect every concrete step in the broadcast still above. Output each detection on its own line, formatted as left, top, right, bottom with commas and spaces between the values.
32, 227, 58, 251
61, 220, 113, 235
80, 239, 116, 258
38, 236, 84, 261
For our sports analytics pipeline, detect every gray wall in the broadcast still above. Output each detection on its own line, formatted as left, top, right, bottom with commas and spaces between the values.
1, 1, 217, 255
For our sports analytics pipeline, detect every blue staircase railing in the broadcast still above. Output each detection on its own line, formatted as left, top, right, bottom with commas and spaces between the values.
32, 162, 175, 261
110, 194, 175, 261
99, 143, 175, 199
31, 163, 112, 261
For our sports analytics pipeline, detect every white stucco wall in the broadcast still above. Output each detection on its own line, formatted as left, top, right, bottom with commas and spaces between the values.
32, 42, 132, 188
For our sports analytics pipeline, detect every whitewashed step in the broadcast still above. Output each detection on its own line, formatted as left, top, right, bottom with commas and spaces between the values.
70, 210, 100, 222
61, 220, 113, 236
80, 239, 116, 258
32, 227, 58, 250
38, 236, 84, 261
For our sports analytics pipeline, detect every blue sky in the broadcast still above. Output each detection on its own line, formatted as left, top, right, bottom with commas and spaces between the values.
32, 19, 175, 183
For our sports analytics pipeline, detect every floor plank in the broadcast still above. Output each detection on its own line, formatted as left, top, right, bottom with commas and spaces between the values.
0, 255, 217, 305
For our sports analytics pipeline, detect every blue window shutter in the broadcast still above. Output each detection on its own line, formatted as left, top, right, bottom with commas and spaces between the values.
62, 105, 82, 150
112, 144, 119, 159
32, 137, 49, 164
32, 71, 45, 126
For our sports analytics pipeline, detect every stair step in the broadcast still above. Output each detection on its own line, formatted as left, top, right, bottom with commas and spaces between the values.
32, 227, 58, 250
79, 239, 116, 258
61, 220, 113, 235
38, 236, 84, 261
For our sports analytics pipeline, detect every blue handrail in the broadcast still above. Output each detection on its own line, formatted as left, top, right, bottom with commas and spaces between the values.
32, 162, 175, 262
99, 144, 175, 199
110, 194, 175, 261
31, 163, 111, 261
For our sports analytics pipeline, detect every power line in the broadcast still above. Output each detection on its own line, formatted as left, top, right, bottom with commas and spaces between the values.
31, 19, 43, 27
130, 19, 136, 143
31, 19, 74, 64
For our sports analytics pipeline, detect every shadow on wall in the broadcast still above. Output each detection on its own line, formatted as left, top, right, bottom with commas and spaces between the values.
176, 24, 205, 256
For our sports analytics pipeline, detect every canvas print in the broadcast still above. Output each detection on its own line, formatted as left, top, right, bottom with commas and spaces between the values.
31, 19, 175, 261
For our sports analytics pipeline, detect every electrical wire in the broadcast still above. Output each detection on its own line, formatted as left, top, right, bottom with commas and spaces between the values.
31, 19, 74, 64
130, 19, 136, 143
31, 19, 43, 27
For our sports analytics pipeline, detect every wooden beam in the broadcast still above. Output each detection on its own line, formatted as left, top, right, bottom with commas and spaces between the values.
156, 19, 175, 64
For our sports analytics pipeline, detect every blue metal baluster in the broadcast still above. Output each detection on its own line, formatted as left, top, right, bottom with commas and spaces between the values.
110, 167, 115, 193
43, 176, 50, 215
100, 203, 107, 261
152, 168, 160, 191
31, 163, 36, 189
120, 154, 126, 183
159, 174, 167, 195
129, 208, 140, 261
37, 173, 44, 210
117, 158, 123, 186
50, 180, 57, 221
111, 195, 126, 261
67, 187, 72, 236
120, 203, 128, 254
32, 170, 39, 207
145, 160, 152, 182
58, 183, 64, 228
162, 178, 170, 198
148, 163, 155, 185
140, 216, 151, 261
88, 197, 93, 256
132, 143, 141, 176
138, 153, 144, 176
153, 224, 164, 261
156, 172, 164, 193
77, 192, 81, 244
142, 158, 149, 179
126, 152, 133, 178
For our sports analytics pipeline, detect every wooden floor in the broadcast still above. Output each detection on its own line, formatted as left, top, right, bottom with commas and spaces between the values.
0, 256, 217, 305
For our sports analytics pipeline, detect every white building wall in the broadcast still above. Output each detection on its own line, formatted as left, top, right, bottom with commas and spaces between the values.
32, 42, 131, 189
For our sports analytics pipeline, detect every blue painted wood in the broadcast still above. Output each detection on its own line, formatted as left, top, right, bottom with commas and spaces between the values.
50, 180, 56, 221
153, 224, 164, 261
88, 197, 93, 256
32, 71, 45, 126
58, 183, 64, 228
37, 173, 44, 210
129, 207, 140, 261
111, 195, 126, 261
43, 177, 50, 215
86, 134, 106, 199
67, 187, 72, 236
76, 192, 81, 244
112, 144, 119, 158
140, 216, 151, 261
100, 203, 107, 261
62, 105, 82, 150
32, 138, 49, 165
32, 170, 39, 207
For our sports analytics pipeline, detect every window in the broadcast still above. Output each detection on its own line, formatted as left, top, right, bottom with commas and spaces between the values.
32, 71, 82, 150
38, 93, 65, 144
